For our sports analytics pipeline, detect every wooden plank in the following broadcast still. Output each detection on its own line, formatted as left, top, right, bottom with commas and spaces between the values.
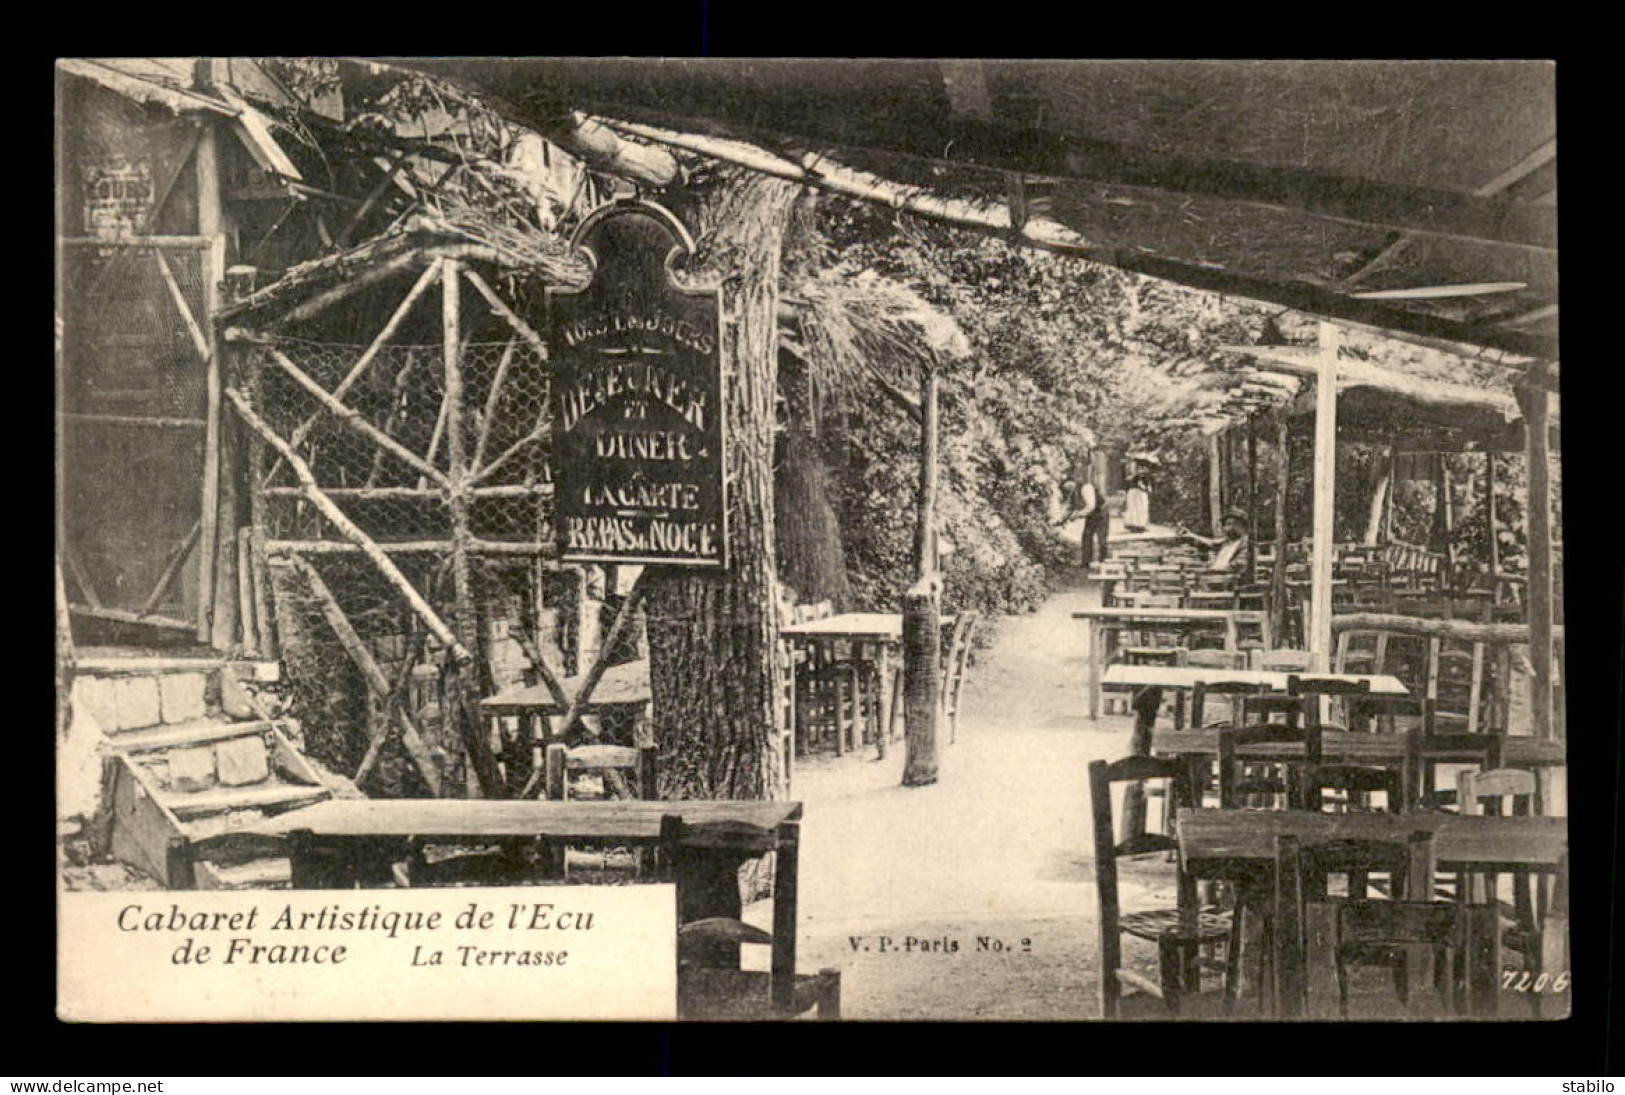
59, 413, 207, 429
1330, 612, 1561, 645
1208, 432, 1223, 536
243, 797, 803, 840
1107, 665, 1408, 695
1518, 379, 1556, 742
189, 131, 226, 645
1309, 323, 1340, 673
108, 757, 187, 885
1177, 809, 1566, 870
161, 782, 330, 817
265, 538, 554, 556
70, 604, 195, 632
441, 258, 504, 800
208, 376, 240, 650
1271, 415, 1291, 644
104, 718, 279, 755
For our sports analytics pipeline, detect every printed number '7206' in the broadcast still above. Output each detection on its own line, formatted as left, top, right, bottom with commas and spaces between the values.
1502, 970, 1569, 992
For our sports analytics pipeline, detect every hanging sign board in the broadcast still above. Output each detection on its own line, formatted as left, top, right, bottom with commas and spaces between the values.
547, 200, 726, 568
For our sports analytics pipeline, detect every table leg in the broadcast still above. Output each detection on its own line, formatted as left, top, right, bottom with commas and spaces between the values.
1274, 836, 1306, 1019
1089, 620, 1103, 720
1304, 900, 1339, 1018
1464, 901, 1500, 1017
1120, 686, 1163, 841
877, 643, 897, 742
288, 830, 357, 889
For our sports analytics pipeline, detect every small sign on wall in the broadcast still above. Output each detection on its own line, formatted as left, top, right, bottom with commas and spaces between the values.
83, 157, 154, 240
548, 200, 727, 568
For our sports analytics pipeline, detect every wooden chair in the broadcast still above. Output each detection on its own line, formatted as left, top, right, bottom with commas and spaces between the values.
540, 742, 659, 879
1403, 724, 1505, 813
660, 816, 840, 1020
1089, 755, 1231, 1017
940, 610, 979, 744
1190, 679, 1266, 730
1218, 722, 1322, 811
1288, 674, 1374, 733
544, 742, 658, 801
1275, 830, 1465, 1018
1456, 766, 1547, 986
1428, 636, 1489, 734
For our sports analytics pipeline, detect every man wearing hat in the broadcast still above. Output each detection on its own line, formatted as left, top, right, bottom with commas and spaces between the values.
1183, 505, 1251, 573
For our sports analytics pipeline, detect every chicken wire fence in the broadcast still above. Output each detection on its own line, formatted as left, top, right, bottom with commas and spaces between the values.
247, 338, 552, 544
269, 548, 554, 797
59, 239, 212, 620
237, 335, 563, 794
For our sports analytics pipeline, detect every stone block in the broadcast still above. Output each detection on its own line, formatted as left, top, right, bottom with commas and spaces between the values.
214, 735, 271, 787
218, 670, 257, 719
113, 676, 163, 731
167, 745, 217, 793
71, 676, 123, 734
159, 672, 209, 723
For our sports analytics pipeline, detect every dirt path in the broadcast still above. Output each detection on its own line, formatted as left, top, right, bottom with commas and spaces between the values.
778, 570, 1164, 1019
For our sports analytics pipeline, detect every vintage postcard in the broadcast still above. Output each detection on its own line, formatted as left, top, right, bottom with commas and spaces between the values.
55, 58, 1563, 1022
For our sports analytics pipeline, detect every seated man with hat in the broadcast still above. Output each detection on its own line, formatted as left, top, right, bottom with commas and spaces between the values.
1181, 505, 1252, 573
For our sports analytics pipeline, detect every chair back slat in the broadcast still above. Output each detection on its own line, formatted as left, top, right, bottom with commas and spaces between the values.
1219, 723, 1322, 809
1191, 678, 1266, 728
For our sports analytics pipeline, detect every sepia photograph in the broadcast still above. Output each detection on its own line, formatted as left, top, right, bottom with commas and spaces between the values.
53, 57, 1566, 1023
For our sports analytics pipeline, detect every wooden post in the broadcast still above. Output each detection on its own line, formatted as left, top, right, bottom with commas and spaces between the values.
901, 577, 941, 787
1517, 375, 1555, 742
442, 259, 503, 798
1485, 451, 1501, 596
196, 119, 224, 643
1270, 415, 1291, 647
1384, 447, 1397, 544
1208, 432, 1224, 537
904, 364, 941, 785
1309, 322, 1340, 672
1247, 416, 1259, 579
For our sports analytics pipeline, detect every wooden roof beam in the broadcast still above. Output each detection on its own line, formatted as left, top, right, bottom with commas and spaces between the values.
572, 96, 1554, 251
595, 116, 1556, 360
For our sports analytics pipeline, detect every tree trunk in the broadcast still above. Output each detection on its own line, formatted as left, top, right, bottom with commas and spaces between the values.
775, 372, 853, 609
1364, 447, 1392, 545
646, 169, 802, 800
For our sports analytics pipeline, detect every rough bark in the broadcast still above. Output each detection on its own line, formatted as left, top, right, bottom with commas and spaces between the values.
646, 169, 802, 800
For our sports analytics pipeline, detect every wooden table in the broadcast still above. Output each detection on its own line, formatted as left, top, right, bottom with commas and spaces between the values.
1177, 808, 1568, 1017
780, 613, 952, 743
1075, 608, 1273, 720
1105, 663, 1409, 751
480, 660, 653, 792
481, 659, 652, 722
1151, 727, 1568, 769
232, 797, 803, 888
